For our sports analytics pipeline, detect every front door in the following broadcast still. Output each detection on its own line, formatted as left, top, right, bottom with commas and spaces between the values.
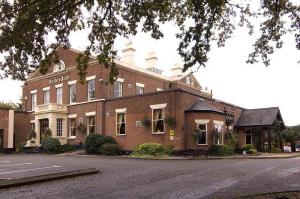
39, 119, 49, 142
0, 129, 3, 148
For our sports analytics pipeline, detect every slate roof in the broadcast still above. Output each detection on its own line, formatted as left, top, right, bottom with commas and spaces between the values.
186, 98, 224, 114
235, 107, 283, 127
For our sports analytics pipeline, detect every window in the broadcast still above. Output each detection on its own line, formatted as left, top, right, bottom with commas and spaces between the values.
69, 119, 76, 138
157, 88, 163, 92
53, 60, 65, 72
69, 84, 76, 104
214, 123, 223, 145
88, 80, 95, 101
31, 93, 37, 110
136, 86, 144, 95
114, 81, 123, 97
197, 124, 207, 145
152, 109, 164, 133
57, 118, 63, 137
87, 116, 96, 134
56, 87, 62, 104
116, 113, 126, 135
43, 90, 50, 104
246, 130, 252, 144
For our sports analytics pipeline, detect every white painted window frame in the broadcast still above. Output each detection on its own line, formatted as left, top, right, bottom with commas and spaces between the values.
115, 108, 126, 136
195, 119, 210, 145
150, 103, 167, 134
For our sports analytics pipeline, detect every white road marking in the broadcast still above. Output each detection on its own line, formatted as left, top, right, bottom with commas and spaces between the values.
0, 161, 10, 163
0, 165, 62, 175
0, 163, 33, 168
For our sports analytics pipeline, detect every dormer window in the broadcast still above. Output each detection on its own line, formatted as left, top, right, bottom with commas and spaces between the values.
53, 60, 66, 72
186, 76, 194, 86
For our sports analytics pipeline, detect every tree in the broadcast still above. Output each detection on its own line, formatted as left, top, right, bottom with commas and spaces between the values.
0, 101, 22, 111
0, 0, 299, 83
282, 127, 300, 152
271, 120, 284, 149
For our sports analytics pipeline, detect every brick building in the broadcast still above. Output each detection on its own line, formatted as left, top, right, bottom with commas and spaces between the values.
0, 44, 285, 152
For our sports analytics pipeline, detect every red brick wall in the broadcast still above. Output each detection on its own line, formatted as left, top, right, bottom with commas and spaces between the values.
14, 112, 31, 147
0, 109, 9, 148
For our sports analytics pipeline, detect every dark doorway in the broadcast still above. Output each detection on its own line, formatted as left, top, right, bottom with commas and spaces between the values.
39, 119, 49, 142
0, 129, 3, 148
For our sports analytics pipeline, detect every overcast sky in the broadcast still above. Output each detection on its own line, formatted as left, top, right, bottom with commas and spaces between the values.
0, 5, 299, 126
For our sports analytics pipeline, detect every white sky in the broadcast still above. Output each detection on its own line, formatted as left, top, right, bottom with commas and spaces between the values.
0, 5, 299, 126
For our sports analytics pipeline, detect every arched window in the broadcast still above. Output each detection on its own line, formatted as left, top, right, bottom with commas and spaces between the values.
53, 60, 66, 72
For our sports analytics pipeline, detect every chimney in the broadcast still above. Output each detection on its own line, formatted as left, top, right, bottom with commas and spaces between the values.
171, 63, 183, 76
145, 52, 158, 69
145, 52, 163, 75
121, 42, 136, 66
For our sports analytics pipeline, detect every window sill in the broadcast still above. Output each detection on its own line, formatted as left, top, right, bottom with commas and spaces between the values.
152, 132, 165, 135
67, 137, 76, 140
197, 144, 208, 146
116, 134, 126, 136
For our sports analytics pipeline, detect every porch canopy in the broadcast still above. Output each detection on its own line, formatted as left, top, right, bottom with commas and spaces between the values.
235, 107, 284, 128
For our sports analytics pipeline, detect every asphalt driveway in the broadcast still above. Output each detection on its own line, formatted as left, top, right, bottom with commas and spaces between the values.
0, 154, 300, 199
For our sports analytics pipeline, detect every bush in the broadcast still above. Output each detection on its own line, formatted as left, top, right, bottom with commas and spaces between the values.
41, 137, 61, 154
208, 145, 224, 155
242, 144, 255, 153
164, 145, 174, 156
85, 134, 117, 154
100, 144, 122, 156
16, 143, 26, 153
133, 143, 165, 156
269, 147, 282, 153
223, 145, 234, 155
208, 145, 235, 156
59, 144, 76, 153
249, 148, 257, 154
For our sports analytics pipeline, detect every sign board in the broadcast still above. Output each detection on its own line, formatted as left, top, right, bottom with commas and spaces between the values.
284, 146, 292, 153
169, 130, 175, 136
49, 75, 70, 85
170, 136, 174, 141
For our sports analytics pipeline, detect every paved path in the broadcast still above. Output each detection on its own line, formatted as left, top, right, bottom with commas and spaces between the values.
0, 154, 300, 199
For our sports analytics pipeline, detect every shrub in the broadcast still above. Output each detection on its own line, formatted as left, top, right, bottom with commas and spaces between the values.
223, 145, 234, 155
242, 144, 255, 153
133, 143, 165, 156
16, 143, 26, 153
163, 145, 174, 156
85, 134, 116, 154
208, 145, 224, 155
100, 144, 122, 156
59, 144, 76, 153
269, 147, 282, 153
208, 145, 235, 156
249, 148, 257, 154
41, 137, 61, 154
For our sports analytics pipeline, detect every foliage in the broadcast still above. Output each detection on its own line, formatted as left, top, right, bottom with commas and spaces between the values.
59, 144, 76, 153
269, 147, 282, 153
41, 137, 61, 154
41, 128, 52, 140
242, 144, 255, 153
223, 145, 234, 155
85, 134, 116, 154
208, 145, 224, 156
141, 116, 151, 128
224, 132, 238, 147
248, 148, 257, 155
27, 130, 37, 140
0, 101, 22, 111
163, 145, 174, 156
77, 123, 87, 134
0, 1, 299, 81
208, 144, 234, 156
16, 143, 26, 153
271, 120, 284, 148
192, 129, 203, 143
164, 116, 176, 128
132, 143, 167, 156
282, 127, 300, 152
100, 144, 122, 156
210, 129, 222, 144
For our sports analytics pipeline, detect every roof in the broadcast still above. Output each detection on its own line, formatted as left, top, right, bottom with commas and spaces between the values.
235, 107, 283, 127
186, 98, 224, 114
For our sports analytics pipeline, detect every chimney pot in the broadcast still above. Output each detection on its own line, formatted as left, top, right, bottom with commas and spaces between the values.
121, 42, 136, 66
